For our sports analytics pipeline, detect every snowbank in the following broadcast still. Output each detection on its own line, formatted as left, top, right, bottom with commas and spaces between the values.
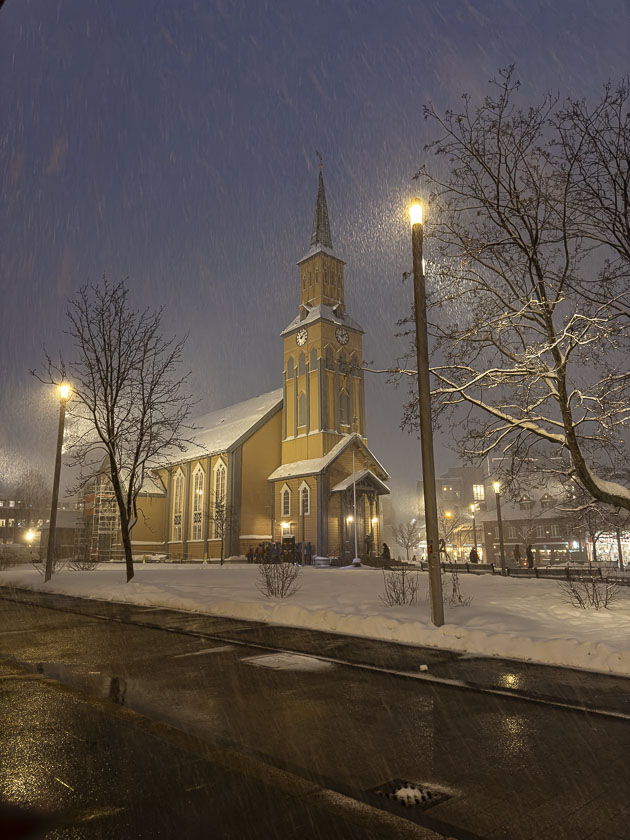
2, 565, 629, 676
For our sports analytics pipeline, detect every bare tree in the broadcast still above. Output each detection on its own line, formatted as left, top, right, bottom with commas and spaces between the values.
396, 69, 630, 512
13, 468, 51, 511
207, 495, 235, 565
391, 520, 421, 563
33, 280, 194, 582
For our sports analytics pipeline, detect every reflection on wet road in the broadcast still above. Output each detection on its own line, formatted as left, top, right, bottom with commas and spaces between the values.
1, 592, 629, 839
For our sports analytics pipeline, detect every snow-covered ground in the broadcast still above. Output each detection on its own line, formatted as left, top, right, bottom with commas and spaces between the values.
2, 563, 629, 677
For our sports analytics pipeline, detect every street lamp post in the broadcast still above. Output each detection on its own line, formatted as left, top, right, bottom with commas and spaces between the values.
410, 201, 444, 626
45, 384, 70, 582
352, 450, 360, 564
470, 503, 478, 559
493, 481, 507, 576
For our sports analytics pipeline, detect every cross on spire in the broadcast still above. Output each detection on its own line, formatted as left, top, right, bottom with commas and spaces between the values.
310, 168, 333, 249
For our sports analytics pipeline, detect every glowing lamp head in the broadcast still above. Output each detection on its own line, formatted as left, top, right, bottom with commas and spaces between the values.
470, 504, 475, 513
493, 481, 501, 494
346, 515, 354, 524
444, 511, 452, 519
25, 530, 35, 543
409, 201, 423, 226
371, 517, 378, 525
59, 384, 71, 400
280, 521, 288, 530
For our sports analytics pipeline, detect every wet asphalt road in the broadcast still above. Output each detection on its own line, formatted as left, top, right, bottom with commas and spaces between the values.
0, 587, 629, 840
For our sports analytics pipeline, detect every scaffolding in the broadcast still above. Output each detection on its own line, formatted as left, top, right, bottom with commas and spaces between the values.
81, 475, 123, 562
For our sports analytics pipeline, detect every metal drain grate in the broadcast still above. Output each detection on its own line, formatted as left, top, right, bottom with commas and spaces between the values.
368, 779, 449, 810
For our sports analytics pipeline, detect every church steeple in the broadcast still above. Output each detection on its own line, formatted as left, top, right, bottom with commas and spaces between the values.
310, 168, 333, 249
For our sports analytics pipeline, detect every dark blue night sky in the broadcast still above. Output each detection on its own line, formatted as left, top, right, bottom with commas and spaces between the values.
1, 0, 628, 512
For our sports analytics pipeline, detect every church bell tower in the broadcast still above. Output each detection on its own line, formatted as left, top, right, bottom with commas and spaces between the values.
280, 168, 367, 464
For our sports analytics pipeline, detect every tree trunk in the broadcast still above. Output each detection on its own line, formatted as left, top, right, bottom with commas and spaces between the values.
121, 519, 134, 582
109, 458, 134, 582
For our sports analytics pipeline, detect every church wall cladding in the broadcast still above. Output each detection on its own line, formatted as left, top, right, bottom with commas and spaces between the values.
238, 412, 282, 555
131, 493, 167, 553
271, 476, 318, 547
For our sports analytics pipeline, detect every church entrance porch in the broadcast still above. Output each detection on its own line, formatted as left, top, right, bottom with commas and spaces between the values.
331, 470, 389, 563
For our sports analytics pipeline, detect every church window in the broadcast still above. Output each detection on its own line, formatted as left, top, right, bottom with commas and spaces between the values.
172, 469, 184, 541
315, 269, 319, 284
326, 346, 335, 370
299, 482, 310, 516
309, 272, 312, 286
212, 459, 227, 538
298, 352, 306, 375
339, 389, 350, 425
191, 465, 204, 540
287, 357, 294, 377
281, 484, 291, 517
302, 275, 306, 290
337, 272, 341, 287
310, 348, 318, 368
298, 392, 307, 426
337, 349, 346, 373
350, 354, 359, 375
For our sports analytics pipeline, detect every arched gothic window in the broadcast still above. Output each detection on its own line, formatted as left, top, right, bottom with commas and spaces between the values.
191, 465, 204, 540
172, 469, 184, 542
212, 459, 226, 538
281, 484, 291, 518
287, 357, 294, 378
338, 350, 347, 374
310, 348, 318, 369
298, 392, 307, 427
350, 354, 359, 375
339, 390, 350, 426
326, 346, 335, 370
298, 352, 306, 376
299, 482, 310, 516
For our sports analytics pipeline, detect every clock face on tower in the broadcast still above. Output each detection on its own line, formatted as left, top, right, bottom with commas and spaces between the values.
296, 328, 308, 346
335, 327, 349, 345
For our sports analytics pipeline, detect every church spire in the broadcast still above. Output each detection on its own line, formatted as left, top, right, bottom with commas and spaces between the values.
310, 167, 333, 249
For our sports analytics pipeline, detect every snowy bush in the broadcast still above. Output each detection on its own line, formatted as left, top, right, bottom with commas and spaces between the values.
257, 560, 300, 599
68, 556, 99, 571
558, 576, 620, 610
381, 567, 419, 607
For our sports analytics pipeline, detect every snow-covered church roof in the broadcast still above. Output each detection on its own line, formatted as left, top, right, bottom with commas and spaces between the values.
164, 388, 283, 466
268, 432, 389, 484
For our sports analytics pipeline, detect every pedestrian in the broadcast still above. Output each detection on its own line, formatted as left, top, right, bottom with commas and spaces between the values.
256, 544, 263, 563
469, 546, 480, 564
381, 542, 391, 560
305, 541, 313, 566
247, 545, 254, 564
526, 544, 534, 569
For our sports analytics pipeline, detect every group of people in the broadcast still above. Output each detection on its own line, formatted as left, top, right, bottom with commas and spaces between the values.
246, 541, 314, 565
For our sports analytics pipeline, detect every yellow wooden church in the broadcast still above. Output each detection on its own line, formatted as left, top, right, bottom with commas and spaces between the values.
126, 171, 390, 561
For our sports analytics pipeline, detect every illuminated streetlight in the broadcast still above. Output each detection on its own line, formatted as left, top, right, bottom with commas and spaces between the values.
45, 384, 71, 582
493, 481, 507, 575
409, 200, 444, 626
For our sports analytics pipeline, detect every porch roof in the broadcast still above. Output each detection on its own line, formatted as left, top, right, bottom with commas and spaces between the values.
330, 468, 390, 496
